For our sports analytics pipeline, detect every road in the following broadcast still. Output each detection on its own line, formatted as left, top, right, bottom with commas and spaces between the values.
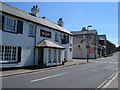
1, 53, 119, 88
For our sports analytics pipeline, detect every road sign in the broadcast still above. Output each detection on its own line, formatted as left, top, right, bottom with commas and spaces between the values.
86, 45, 90, 49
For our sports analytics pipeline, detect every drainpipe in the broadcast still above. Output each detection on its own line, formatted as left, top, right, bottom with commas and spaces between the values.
33, 24, 37, 69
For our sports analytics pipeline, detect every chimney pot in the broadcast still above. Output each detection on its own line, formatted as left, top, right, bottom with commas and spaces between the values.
31, 5, 40, 17
81, 27, 87, 31
58, 18, 64, 27
36, 5, 38, 8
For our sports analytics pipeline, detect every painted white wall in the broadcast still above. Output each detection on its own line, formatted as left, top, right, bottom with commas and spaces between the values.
1, 14, 73, 68
1, 14, 35, 68
35, 25, 73, 63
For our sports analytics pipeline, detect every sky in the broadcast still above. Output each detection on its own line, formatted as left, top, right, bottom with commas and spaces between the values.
4, 2, 118, 46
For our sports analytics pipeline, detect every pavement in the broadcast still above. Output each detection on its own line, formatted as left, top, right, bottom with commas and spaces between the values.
0, 59, 92, 77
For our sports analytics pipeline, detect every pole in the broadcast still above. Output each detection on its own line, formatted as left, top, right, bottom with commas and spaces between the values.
87, 27, 89, 62
86, 25, 92, 62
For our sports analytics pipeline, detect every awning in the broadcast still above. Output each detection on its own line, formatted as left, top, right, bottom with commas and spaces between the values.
36, 40, 65, 49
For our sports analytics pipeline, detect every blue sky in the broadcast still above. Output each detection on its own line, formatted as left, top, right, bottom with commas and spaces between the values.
5, 2, 118, 46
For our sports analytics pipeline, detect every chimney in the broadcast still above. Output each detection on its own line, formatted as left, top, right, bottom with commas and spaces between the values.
81, 27, 87, 31
58, 18, 64, 27
31, 5, 40, 17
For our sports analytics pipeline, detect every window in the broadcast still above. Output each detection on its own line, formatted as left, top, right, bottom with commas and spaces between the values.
48, 49, 51, 63
0, 45, 21, 63
61, 34, 69, 44
58, 50, 61, 62
70, 48, 72, 52
46, 31, 51, 38
53, 49, 57, 63
29, 24, 34, 36
40, 29, 51, 38
4, 17, 17, 32
67, 35, 69, 43
55, 33, 59, 42
40, 30, 46, 37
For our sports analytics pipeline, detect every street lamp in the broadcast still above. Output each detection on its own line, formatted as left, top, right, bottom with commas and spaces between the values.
86, 25, 92, 62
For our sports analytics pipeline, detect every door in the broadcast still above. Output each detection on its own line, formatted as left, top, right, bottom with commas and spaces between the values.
38, 48, 44, 66
64, 51, 67, 61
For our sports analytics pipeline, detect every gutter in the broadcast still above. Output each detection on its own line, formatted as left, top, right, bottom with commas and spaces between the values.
33, 24, 37, 68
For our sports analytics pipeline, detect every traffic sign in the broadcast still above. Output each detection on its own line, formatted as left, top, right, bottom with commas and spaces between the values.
86, 45, 90, 48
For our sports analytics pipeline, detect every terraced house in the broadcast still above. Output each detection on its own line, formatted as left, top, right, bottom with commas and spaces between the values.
0, 2, 73, 68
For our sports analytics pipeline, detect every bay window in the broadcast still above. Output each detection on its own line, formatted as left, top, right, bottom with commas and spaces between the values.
48, 49, 52, 63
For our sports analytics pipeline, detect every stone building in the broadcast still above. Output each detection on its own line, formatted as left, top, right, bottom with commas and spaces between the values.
71, 28, 99, 59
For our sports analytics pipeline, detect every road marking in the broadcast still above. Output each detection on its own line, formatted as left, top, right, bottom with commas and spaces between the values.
30, 72, 68, 83
31, 65, 98, 83
109, 72, 116, 79
97, 80, 108, 88
103, 72, 119, 88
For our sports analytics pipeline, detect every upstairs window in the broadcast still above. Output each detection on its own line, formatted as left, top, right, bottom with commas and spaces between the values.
61, 34, 69, 44
2, 16, 23, 34
4, 17, 17, 32
29, 24, 34, 36
40, 29, 51, 38
55, 33, 59, 42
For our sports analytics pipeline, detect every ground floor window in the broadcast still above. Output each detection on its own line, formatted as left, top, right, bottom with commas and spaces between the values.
0, 45, 21, 63
48, 49, 52, 63
53, 49, 57, 63
58, 50, 61, 62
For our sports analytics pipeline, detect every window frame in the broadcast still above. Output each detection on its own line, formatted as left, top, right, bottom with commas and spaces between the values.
28, 24, 34, 37
48, 49, 52, 63
4, 16, 17, 33
58, 50, 61, 62
55, 33, 59, 42
53, 49, 57, 63
0, 45, 19, 63
40, 29, 51, 38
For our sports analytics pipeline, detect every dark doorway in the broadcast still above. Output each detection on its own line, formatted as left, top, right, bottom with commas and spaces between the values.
38, 48, 44, 66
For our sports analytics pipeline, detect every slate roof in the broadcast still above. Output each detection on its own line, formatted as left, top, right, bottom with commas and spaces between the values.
36, 40, 65, 49
107, 40, 115, 45
0, 2, 72, 35
71, 30, 97, 35
98, 35, 106, 40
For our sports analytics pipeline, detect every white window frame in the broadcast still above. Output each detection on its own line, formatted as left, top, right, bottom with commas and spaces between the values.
0, 45, 18, 63
53, 49, 57, 63
4, 16, 17, 33
29, 24, 34, 37
48, 49, 52, 63
55, 33, 59, 42
58, 50, 61, 62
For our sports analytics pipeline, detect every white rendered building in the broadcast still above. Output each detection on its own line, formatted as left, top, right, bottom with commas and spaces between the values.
0, 2, 73, 68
